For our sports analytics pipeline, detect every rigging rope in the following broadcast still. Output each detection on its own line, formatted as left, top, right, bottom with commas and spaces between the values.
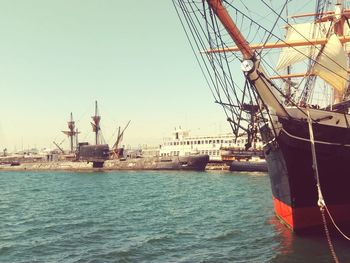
178, 0, 350, 121
257, 0, 349, 76
259, 0, 289, 55
301, 0, 333, 103
174, 0, 258, 137
225, 0, 350, 106
176, 0, 234, 126
219, 0, 350, 108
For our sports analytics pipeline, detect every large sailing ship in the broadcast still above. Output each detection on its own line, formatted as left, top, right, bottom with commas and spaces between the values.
173, 0, 350, 233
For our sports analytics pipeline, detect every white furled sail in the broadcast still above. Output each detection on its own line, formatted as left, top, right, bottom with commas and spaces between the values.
276, 22, 331, 71
313, 34, 348, 95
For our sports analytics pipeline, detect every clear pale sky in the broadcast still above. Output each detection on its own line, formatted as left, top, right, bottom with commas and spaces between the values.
0, 1, 315, 152
0, 0, 229, 152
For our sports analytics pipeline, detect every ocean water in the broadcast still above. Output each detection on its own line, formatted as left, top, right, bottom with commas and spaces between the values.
0, 171, 349, 263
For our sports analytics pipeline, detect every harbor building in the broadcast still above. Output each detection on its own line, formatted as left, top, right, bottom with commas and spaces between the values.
159, 128, 263, 161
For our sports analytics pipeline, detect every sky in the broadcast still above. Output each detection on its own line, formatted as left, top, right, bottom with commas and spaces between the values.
0, 0, 318, 152
0, 1, 233, 152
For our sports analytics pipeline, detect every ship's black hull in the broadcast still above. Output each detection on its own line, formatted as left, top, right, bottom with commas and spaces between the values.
262, 119, 350, 233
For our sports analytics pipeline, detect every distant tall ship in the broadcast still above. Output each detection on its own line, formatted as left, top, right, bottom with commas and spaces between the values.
174, 0, 350, 233
74, 101, 209, 171
71, 101, 110, 168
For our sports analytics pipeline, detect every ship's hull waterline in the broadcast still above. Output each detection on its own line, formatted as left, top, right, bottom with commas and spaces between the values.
263, 119, 350, 233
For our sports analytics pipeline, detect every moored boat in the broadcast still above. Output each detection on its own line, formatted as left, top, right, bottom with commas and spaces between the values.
173, 0, 350, 234
221, 148, 267, 172
229, 159, 267, 172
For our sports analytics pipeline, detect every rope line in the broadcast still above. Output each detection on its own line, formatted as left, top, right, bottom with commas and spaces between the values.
307, 109, 339, 263
324, 205, 350, 241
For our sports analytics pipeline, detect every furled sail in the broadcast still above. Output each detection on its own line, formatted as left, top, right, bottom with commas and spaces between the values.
312, 34, 348, 94
276, 22, 331, 71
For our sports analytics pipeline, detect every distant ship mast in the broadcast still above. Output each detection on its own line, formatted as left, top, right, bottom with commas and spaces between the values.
61, 112, 79, 153
91, 100, 101, 145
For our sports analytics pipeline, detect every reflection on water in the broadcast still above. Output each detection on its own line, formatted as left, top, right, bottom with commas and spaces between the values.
268, 216, 295, 256
268, 214, 350, 262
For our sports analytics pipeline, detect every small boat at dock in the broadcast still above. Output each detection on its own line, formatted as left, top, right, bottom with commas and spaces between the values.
221, 148, 267, 172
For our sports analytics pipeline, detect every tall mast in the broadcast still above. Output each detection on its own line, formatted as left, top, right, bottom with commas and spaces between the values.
207, 0, 254, 60
334, 0, 346, 103
285, 3, 292, 102
62, 112, 79, 153
334, 0, 345, 36
75, 128, 79, 149
206, 0, 289, 117
68, 112, 75, 152
91, 100, 101, 145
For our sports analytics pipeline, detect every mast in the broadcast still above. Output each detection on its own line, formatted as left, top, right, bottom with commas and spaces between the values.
285, 3, 292, 102
112, 120, 131, 149
334, 0, 346, 103
75, 128, 79, 150
206, 0, 288, 118
91, 100, 101, 145
53, 141, 65, 154
61, 112, 79, 153
68, 113, 75, 152
206, 0, 253, 60
334, 0, 345, 36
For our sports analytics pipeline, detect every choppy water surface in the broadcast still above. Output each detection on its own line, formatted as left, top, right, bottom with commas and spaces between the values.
0, 171, 349, 262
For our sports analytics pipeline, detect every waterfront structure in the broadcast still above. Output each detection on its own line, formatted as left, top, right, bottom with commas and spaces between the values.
159, 127, 263, 161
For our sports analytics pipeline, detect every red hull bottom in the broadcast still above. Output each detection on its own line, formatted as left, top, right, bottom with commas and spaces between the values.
273, 197, 350, 233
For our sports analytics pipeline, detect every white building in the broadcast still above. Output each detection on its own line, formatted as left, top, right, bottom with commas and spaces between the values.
159, 128, 263, 161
